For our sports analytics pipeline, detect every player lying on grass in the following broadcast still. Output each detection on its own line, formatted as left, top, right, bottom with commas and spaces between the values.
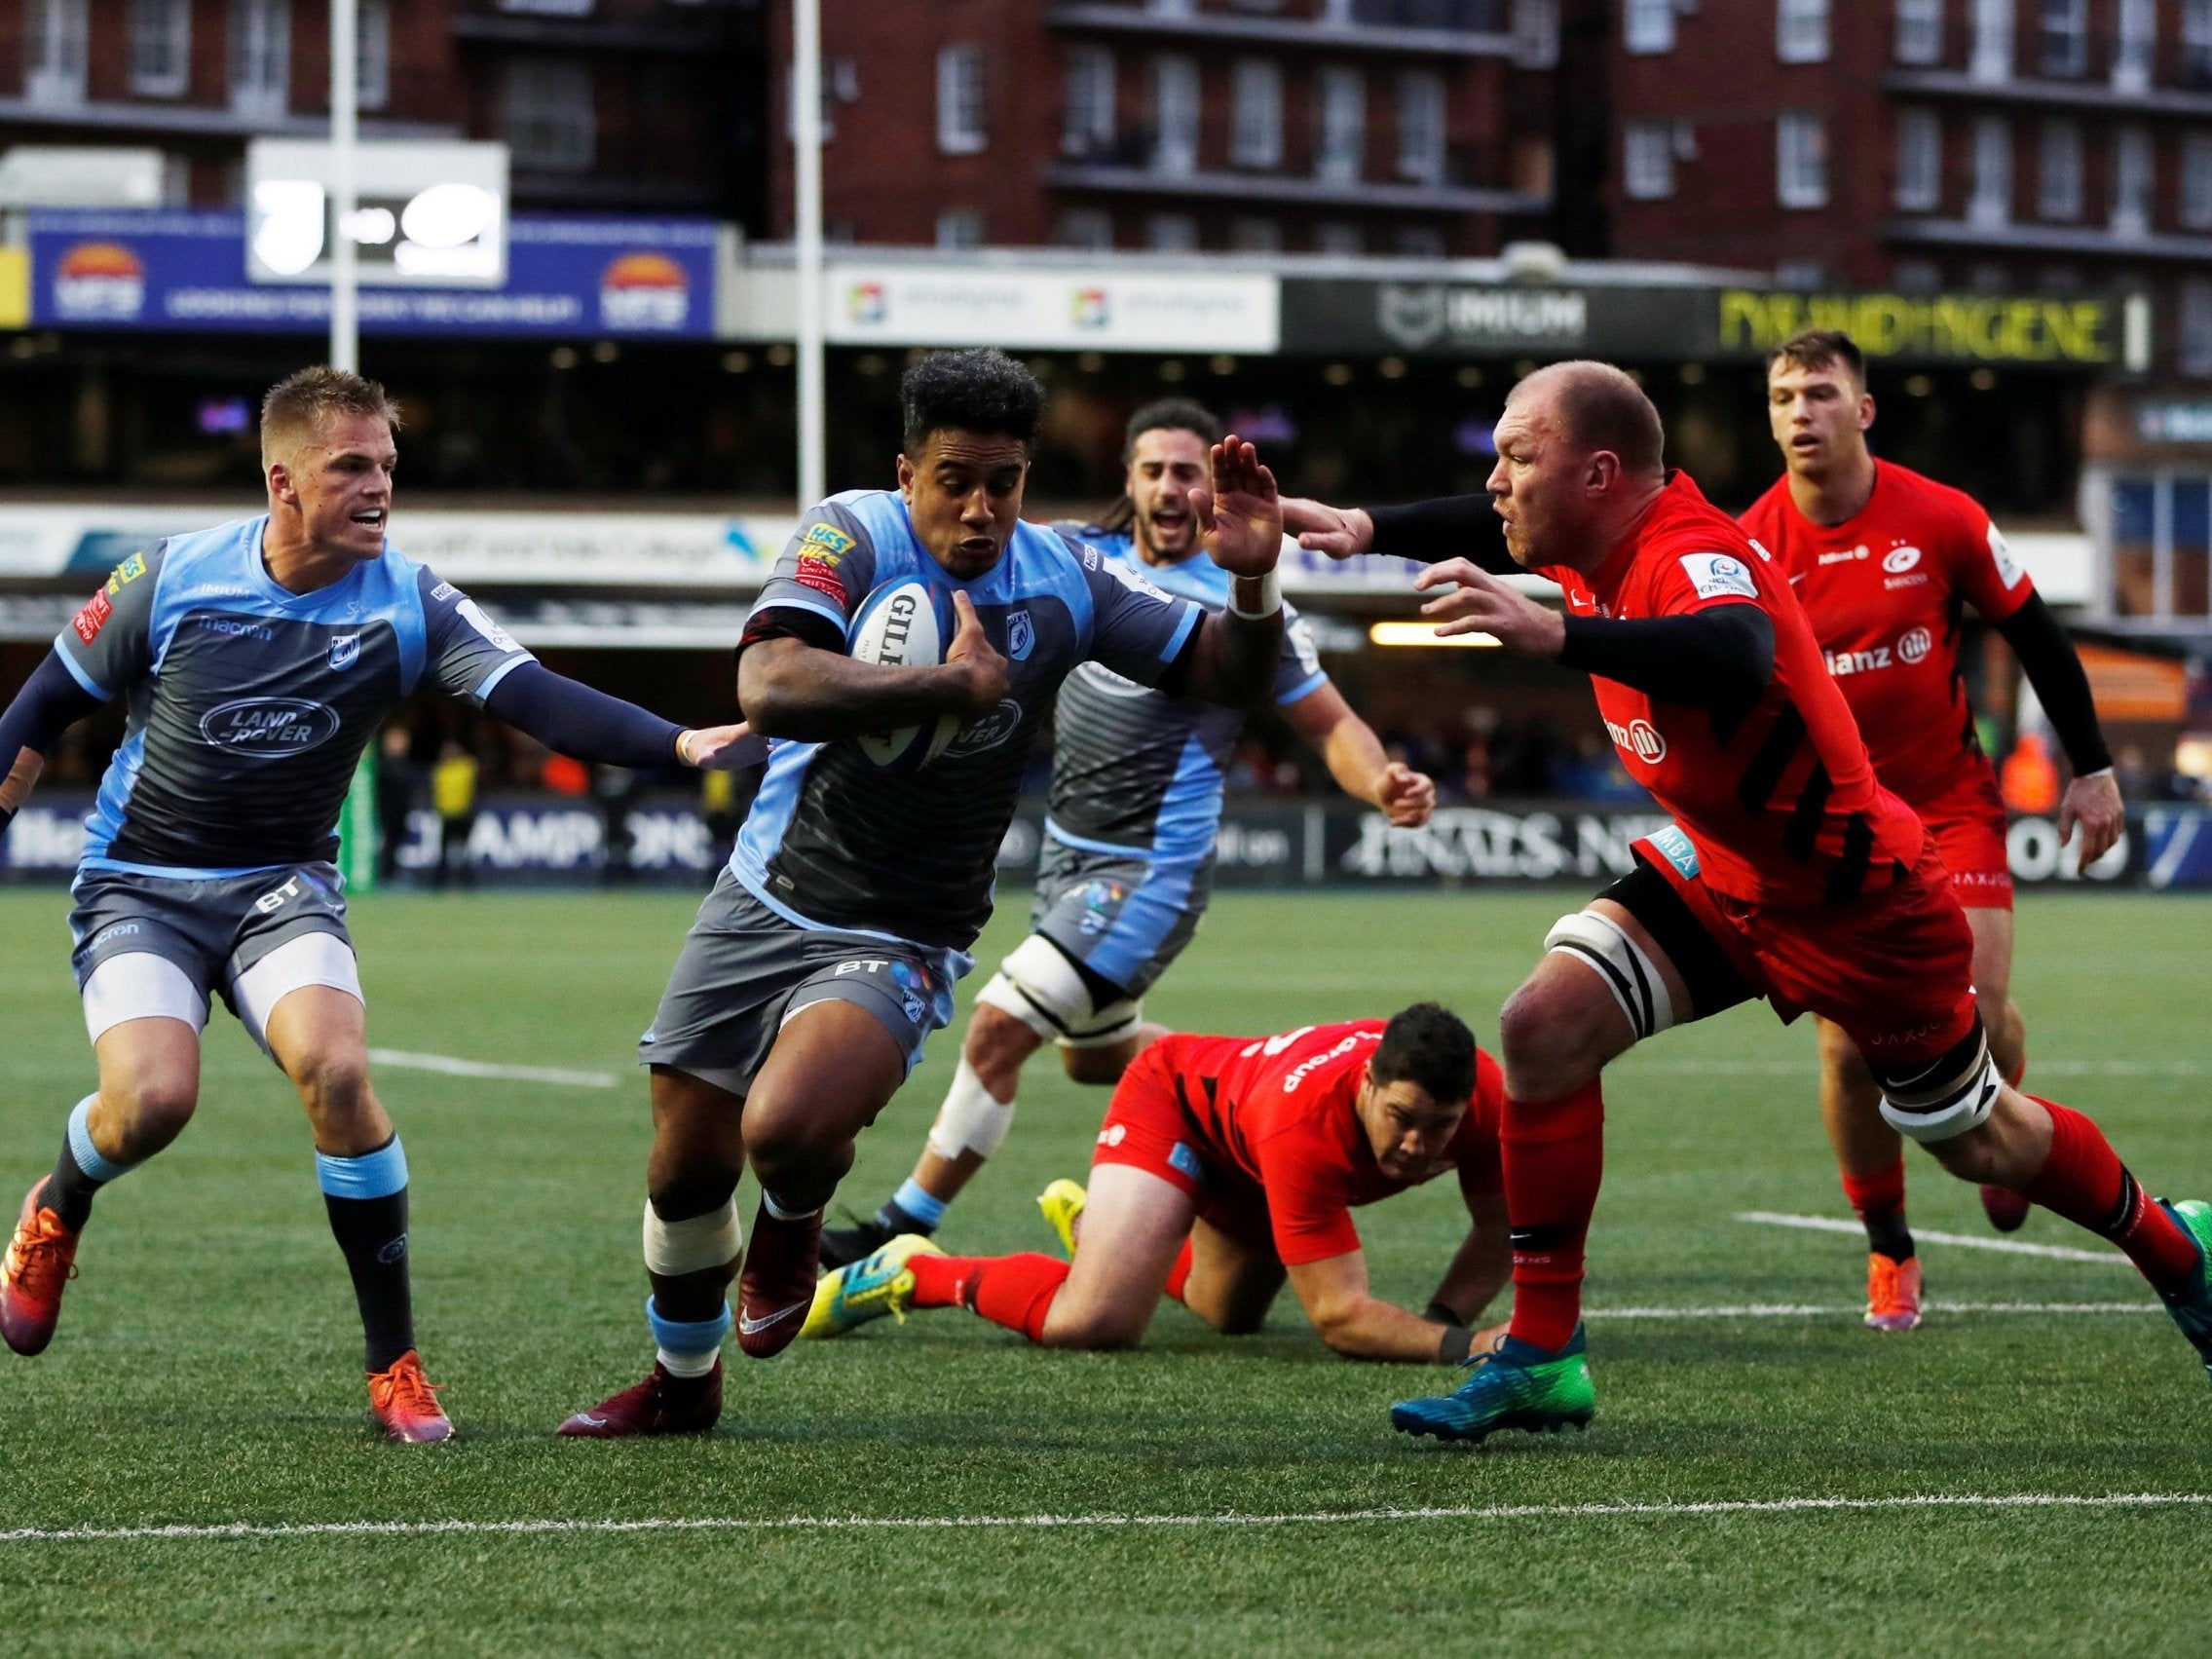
822, 397, 1434, 1271
804, 1003, 1510, 1363
0, 367, 750, 1444
559, 349, 1293, 1437
1745, 328, 2124, 1331
1283, 360, 2212, 1444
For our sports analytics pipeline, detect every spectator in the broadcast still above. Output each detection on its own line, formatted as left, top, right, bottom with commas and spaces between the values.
374, 724, 419, 885
431, 739, 479, 888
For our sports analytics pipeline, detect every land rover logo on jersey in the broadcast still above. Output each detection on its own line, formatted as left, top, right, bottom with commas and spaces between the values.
1605, 716, 1667, 764
1896, 625, 1932, 664
945, 698, 1023, 758
1006, 609, 1034, 660
1883, 547, 1923, 574
199, 698, 342, 756
328, 632, 361, 670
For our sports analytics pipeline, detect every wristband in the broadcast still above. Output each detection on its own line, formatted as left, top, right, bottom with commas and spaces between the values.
1439, 1325, 1476, 1365
1228, 570, 1281, 621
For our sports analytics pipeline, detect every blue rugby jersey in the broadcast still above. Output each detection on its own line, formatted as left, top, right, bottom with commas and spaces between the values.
733, 492, 1203, 950
55, 516, 533, 877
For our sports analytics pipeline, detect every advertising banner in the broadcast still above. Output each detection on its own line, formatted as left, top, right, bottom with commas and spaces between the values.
28, 210, 717, 338
822, 264, 1279, 353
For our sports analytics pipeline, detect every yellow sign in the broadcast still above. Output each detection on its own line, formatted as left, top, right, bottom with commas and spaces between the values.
1718, 289, 2113, 364
0, 248, 27, 331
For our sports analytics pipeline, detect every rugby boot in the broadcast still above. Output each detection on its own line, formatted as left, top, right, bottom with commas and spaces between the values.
366, 1350, 454, 1444
735, 1200, 822, 1358
802, 1234, 945, 1339
1979, 1183, 2032, 1233
1390, 1327, 1596, 1444
1863, 1254, 1924, 1333
2156, 1198, 2212, 1387
818, 1213, 901, 1271
0, 1179, 80, 1356
1036, 1179, 1087, 1260
557, 1360, 723, 1437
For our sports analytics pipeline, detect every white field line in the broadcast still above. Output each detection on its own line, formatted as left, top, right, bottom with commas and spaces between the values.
365, 1048, 620, 1089
1738, 1210, 2122, 1263
1586, 1301, 2155, 1319
4, 1491, 2208, 1547
1626, 1058, 2209, 1077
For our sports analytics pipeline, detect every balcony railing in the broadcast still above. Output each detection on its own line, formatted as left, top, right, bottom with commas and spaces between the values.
1051, 128, 1547, 212
1044, 1, 1516, 58
1885, 19, 2212, 110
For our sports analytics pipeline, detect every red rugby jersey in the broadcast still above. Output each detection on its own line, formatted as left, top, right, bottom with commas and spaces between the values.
1739, 462, 2030, 806
1540, 471, 1926, 907
1159, 1020, 1504, 1267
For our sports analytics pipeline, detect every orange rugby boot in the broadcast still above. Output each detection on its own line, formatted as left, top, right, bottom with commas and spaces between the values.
1, 1179, 81, 1357
1863, 1254, 1923, 1333
367, 1349, 454, 1444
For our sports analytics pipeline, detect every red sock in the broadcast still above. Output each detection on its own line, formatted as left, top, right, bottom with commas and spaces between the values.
1502, 1079, 1604, 1352
1840, 1160, 1906, 1220
907, 1251, 1069, 1342
1164, 1239, 1193, 1303
2022, 1099, 2199, 1289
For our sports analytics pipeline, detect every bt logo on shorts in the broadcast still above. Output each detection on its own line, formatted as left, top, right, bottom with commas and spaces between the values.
254, 876, 303, 916
1604, 716, 1666, 764
834, 959, 891, 976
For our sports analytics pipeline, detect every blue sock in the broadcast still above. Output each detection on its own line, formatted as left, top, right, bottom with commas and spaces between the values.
649, 1296, 730, 1378
50, 1095, 135, 1230
882, 1178, 948, 1233
318, 1138, 414, 1373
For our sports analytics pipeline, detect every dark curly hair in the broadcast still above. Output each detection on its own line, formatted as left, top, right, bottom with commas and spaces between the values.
1371, 1002, 1478, 1107
901, 349, 1045, 454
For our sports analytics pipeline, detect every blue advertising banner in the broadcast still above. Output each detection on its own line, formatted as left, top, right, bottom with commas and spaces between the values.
27, 211, 717, 339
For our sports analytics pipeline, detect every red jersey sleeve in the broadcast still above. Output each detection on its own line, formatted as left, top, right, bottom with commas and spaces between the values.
1254, 1125, 1364, 1266
1943, 495, 2034, 624
1633, 541, 1772, 620
1452, 1048, 1507, 1201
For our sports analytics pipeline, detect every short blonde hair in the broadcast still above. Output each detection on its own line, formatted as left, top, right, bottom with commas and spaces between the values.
259, 365, 400, 469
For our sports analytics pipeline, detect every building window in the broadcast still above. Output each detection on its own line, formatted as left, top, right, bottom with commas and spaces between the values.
25, 0, 89, 106
1894, 0, 1942, 64
1626, 0, 1674, 54
1315, 65, 1365, 184
1513, 0, 1560, 68
1625, 121, 1675, 200
1969, 114, 2012, 224
1393, 225, 1446, 258
1315, 220, 1363, 254
129, 0, 190, 97
2114, 0, 2156, 94
2038, 0, 2086, 77
1055, 208, 1114, 249
1152, 54, 1200, 174
1778, 111, 1828, 208
1894, 107, 1942, 210
2185, 132, 2212, 230
2189, 0, 2212, 90
2038, 119, 2082, 219
2113, 125, 2154, 235
935, 209, 983, 249
1231, 58, 1283, 169
501, 59, 595, 171
356, 0, 391, 112
229, 0, 291, 121
1396, 70, 1445, 183
937, 45, 987, 156
1972, 0, 2014, 81
2183, 281, 2212, 377
1778, 0, 1829, 63
1148, 212, 1198, 250
1064, 46, 1115, 158
1230, 216, 1282, 251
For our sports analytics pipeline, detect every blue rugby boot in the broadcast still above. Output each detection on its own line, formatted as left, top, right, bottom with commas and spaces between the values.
2156, 1199, 2212, 1386
1391, 1326, 1595, 1444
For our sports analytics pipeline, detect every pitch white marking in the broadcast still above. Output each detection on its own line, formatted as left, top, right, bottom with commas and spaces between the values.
1586, 1301, 2155, 1319
1738, 1210, 2122, 1263
365, 1048, 619, 1089
1627, 1058, 2210, 1078
3, 1492, 2206, 1546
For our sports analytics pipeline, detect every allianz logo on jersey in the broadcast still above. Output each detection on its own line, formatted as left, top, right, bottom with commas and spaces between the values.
199, 697, 342, 756
1824, 627, 1933, 678
1604, 716, 1667, 764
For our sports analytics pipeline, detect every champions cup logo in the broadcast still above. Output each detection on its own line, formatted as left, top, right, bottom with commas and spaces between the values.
54, 242, 146, 322
598, 252, 689, 330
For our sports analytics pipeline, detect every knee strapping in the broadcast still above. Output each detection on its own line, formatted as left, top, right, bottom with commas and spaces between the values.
1544, 911, 1674, 1041
1875, 1026, 2001, 1144
926, 1057, 1015, 1161
642, 1198, 743, 1276
975, 935, 1141, 1048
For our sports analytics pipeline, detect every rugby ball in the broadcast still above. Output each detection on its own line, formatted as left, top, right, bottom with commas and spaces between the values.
848, 579, 963, 770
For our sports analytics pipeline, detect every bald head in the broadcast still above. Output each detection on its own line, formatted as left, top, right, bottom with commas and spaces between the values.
1509, 360, 1665, 480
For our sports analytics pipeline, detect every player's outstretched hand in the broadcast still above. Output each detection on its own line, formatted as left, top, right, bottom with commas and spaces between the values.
1192, 435, 1284, 578
2058, 768, 2124, 868
945, 590, 1011, 716
1281, 497, 1374, 561
1413, 558, 1565, 658
680, 722, 769, 771
1375, 762, 1436, 828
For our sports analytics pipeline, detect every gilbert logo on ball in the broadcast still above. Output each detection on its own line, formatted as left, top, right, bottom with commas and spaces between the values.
848, 579, 962, 770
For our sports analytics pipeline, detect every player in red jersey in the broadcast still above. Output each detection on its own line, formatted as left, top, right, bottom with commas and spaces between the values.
1283, 361, 2212, 1443
1743, 329, 2124, 1332
801, 1004, 1512, 1365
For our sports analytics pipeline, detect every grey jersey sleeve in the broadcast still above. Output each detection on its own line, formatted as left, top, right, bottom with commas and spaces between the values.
748, 503, 882, 641
418, 569, 537, 703
1274, 601, 1329, 706
1078, 548, 1203, 690
54, 546, 166, 699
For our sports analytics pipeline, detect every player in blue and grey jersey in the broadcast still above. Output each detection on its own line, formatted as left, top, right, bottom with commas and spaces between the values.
0, 368, 748, 1443
561, 352, 1292, 1437
823, 399, 1435, 1268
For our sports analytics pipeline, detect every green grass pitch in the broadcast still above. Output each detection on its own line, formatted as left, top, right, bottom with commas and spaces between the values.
1, 886, 2208, 1655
